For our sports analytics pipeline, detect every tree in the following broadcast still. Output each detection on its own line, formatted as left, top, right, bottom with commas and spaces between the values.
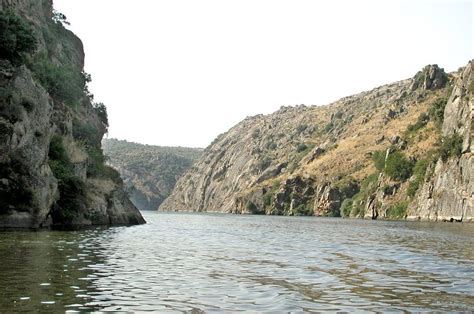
0, 10, 37, 64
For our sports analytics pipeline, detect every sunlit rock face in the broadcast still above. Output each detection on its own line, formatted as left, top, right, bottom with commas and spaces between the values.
161, 62, 473, 222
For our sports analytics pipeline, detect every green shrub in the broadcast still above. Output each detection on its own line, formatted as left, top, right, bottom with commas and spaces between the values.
0, 10, 37, 64
93, 102, 109, 129
296, 143, 308, 153
386, 201, 408, 219
407, 113, 429, 133
31, 56, 92, 107
72, 121, 100, 147
324, 122, 334, 133
438, 133, 463, 162
407, 158, 430, 197
340, 199, 353, 217
428, 97, 447, 129
384, 151, 414, 181
293, 203, 312, 216
372, 150, 386, 171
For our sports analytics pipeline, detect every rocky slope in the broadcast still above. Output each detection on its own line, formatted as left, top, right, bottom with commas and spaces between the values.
0, 0, 145, 228
102, 138, 201, 211
161, 61, 473, 222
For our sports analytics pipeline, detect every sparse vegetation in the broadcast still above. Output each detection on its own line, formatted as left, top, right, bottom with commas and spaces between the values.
0, 10, 37, 64
372, 150, 386, 171
406, 113, 429, 134
386, 201, 408, 219
31, 56, 92, 107
438, 133, 463, 162
296, 143, 308, 153
407, 157, 431, 197
428, 97, 447, 129
48, 136, 85, 224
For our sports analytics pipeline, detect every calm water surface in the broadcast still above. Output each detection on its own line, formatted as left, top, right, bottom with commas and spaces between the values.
0, 212, 473, 312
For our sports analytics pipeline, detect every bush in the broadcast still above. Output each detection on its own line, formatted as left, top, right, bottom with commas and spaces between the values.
340, 199, 353, 217
386, 201, 408, 219
384, 151, 414, 181
31, 56, 92, 107
0, 10, 37, 64
324, 122, 334, 133
72, 121, 100, 147
428, 97, 447, 129
293, 203, 312, 216
407, 158, 430, 197
407, 113, 429, 133
296, 143, 308, 153
438, 133, 463, 162
372, 150, 386, 171
93, 102, 109, 130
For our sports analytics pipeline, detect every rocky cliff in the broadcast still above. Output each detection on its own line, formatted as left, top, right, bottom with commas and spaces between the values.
161, 61, 473, 222
0, 0, 145, 228
102, 138, 201, 211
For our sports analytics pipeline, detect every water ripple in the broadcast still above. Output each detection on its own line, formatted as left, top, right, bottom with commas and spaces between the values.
0, 212, 473, 312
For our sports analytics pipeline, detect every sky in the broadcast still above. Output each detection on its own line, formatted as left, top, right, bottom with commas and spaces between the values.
54, 0, 473, 148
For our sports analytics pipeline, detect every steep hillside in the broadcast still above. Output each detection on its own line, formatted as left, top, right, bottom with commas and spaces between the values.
0, 0, 145, 228
102, 139, 201, 211
161, 61, 473, 222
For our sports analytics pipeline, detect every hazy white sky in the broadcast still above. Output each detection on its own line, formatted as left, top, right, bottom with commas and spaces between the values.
54, 0, 472, 148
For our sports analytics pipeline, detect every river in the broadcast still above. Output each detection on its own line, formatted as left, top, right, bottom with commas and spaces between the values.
0, 211, 473, 312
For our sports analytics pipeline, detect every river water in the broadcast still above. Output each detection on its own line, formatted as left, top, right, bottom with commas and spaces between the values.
0, 212, 473, 312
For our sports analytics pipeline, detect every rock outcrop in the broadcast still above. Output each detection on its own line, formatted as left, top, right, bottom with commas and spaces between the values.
407, 62, 473, 222
161, 62, 473, 222
0, 0, 145, 228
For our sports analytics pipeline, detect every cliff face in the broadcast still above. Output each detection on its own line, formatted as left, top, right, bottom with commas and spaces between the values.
0, 0, 145, 228
102, 139, 202, 211
161, 61, 473, 222
408, 63, 473, 221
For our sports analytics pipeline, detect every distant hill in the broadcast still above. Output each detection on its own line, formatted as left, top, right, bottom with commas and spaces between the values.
102, 139, 202, 210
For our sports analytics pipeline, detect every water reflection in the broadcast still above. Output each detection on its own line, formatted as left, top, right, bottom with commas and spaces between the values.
0, 212, 473, 312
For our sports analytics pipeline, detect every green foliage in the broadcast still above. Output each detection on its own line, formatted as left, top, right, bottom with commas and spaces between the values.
0, 10, 37, 64
48, 135, 84, 224
438, 133, 463, 162
349, 173, 379, 217
406, 113, 429, 134
93, 102, 109, 130
372, 150, 386, 171
384, 151, 414, 181
428, 97, 447, 129
386, 201, 408, 219
324, 122, 334, 133
293, 203, 312, 216
31, 56, 92, 106
340, 199, 353, 218
296, 143, 308, 153
407, 158, 430, 197
72, 121, 100, 147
